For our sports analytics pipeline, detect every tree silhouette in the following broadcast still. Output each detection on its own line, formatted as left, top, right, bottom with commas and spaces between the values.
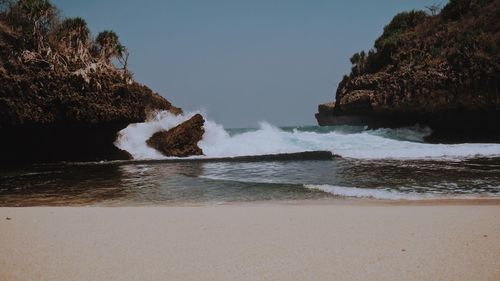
96, 30, 130, 80
350, 51, 367, 76
19, 0, 56, 31
425, 3, 442, 16
58, 17, 89, 49
96, 30, 124, 61
2, 0, 57, 48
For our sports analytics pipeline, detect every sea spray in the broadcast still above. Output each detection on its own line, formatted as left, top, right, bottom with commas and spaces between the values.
115, 110, 500, 160
199, 121, 306, 157
115, 111, 199, 159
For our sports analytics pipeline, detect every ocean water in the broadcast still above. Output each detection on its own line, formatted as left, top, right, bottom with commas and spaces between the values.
1, 111, 500, 206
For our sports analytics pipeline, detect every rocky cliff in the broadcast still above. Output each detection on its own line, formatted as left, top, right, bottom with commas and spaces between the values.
0, 0, 188, 163
316, 0, 500, 142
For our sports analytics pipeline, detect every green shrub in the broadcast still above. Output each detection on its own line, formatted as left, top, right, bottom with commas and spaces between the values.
347, 10, 427, 77
374, 10, 427, 51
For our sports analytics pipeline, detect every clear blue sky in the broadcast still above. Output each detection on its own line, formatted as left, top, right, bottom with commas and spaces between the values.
52, 0, 443, 128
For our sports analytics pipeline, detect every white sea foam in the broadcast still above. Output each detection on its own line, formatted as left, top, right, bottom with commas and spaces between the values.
198, 121, 306, 157
115, 111, 500, 160
115, 111, 199, 159
304, 184, 431, 200
303, 184, 493, 200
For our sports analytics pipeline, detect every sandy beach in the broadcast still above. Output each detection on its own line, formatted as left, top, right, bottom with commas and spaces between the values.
1, 203, 499, 281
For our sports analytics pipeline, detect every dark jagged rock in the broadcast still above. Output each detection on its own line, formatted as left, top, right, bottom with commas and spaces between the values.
0, 2, 183, 163
147, 114, 205, 157
316, 0, 500, 142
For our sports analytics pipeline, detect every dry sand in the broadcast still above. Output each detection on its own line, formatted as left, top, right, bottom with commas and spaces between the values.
1, 203, 500, 281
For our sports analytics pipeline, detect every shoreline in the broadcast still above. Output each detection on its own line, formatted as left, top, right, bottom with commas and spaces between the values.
3, 196, 500, 208
1, 204, 500, 280
215, 197, 500, 206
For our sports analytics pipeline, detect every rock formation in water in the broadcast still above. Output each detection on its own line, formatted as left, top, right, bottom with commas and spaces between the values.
316, 0, 500, 142
0, 0, 187, 163
146, 114, 205, 157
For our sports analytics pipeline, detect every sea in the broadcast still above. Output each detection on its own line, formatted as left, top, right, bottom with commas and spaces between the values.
1, 111, 500, 206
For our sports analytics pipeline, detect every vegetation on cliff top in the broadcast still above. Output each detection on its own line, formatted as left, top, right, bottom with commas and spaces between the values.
330, 0, 499, 117
1, 0, 128, 77
0, 0, 180, 128
346, 0, 499, 79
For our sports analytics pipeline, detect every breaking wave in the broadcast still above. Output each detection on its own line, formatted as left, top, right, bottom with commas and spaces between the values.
303, 184, 497, 200
115, 111, 500, 160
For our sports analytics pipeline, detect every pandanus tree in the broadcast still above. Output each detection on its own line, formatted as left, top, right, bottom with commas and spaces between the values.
3, 0, 58, 48
18, 0, 55, 30
96, 30, 124, 62
58, 17, 89, 51
96, 30, 129, 76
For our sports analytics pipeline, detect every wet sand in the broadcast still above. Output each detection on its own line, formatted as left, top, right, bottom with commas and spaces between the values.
1, 204, 499, 281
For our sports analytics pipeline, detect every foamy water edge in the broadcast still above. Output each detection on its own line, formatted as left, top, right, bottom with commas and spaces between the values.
115, 111, 500, 161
